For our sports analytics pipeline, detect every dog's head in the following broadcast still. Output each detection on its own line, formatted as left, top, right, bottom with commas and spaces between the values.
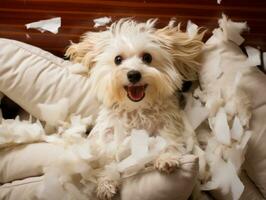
66, 19, 204, 108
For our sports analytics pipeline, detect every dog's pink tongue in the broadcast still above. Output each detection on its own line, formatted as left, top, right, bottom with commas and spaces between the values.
128, 85, 145, 102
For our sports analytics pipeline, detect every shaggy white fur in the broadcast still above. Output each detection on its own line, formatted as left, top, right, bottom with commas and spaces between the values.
66, 18, 204, 200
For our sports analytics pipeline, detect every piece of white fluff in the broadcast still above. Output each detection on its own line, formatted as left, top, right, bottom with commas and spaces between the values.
117, 129, 167, 178
194, 145, 207, 180
186, 20, 199, 39
93, 17, 112, 28
184, 93, 209, 130
37, 98, 69, 126
216, 14, 248, 45
201, 154, 244, 200
168, 18, 176, 28
0, 117, 45, 148
37, 167, 69, 200
245, 46, 261, 66
25, 17, 61, 34
211, 107, 231, 145
231, 116, 244, 141
58, 115, 93, 142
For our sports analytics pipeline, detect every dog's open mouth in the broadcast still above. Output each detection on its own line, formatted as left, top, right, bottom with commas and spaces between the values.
124, 84, 148, 102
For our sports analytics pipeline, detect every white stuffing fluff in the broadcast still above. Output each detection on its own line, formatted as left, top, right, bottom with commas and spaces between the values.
231, 116, 244, 141
245, 46, 261, 66
192, 15, 256, 200
38, 98, 70, 126
0, 107, 168, 199
38, 115, 98, 199
0, 117, 45, 148
38, 142, 97, 200
38, 117, 168, 199
186, 20, 199, 39
184, 94, 206, 128
93, 17, 112, 28
216, 14, 248, 45
117, 130, 167, 177
211, 107, 231, 145
201, 154, 244, 200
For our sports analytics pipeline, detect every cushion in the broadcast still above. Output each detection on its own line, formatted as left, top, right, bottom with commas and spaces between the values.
0, 38, 99, 124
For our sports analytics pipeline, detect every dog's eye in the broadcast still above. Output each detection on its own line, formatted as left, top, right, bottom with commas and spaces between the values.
142, 53, 152, 64
114, 55, 123, 65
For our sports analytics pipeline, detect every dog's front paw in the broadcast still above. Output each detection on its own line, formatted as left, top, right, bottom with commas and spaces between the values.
154, 153, 180, 174
97, 179, 119, 200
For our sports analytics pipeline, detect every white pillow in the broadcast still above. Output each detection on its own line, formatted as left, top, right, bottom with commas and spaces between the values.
0, 38, 99, 124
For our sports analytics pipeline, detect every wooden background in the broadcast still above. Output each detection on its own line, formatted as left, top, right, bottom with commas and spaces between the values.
0, 0, 266, 57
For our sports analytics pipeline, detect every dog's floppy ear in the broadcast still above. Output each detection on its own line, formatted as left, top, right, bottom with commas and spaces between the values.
65, 31, 110, 70
155, 22, 205, 81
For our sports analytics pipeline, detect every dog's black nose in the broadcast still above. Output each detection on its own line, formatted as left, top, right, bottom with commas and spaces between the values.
127, 70, 141, 84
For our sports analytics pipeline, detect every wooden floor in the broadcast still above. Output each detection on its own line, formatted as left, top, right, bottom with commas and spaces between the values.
0, 0, 266, 57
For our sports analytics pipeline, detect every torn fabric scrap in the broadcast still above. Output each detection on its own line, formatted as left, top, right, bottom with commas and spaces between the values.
186, 20, 199, 39
117, 130, 167, 177
37, 98, 69, 126
184, 93, 209, 130
25, 17, 61, 34
93, 17, 112, 28
0, 117, 45, 148
245, 46, 261, 66
212, 108, 231, 145
201, 157, 244, 200
218, 14, 248, 45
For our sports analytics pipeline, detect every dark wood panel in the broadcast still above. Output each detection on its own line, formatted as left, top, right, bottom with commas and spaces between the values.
0, 0, 265, 57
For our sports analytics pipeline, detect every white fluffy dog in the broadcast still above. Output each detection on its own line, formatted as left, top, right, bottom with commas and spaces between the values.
66, 19, 204, 200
